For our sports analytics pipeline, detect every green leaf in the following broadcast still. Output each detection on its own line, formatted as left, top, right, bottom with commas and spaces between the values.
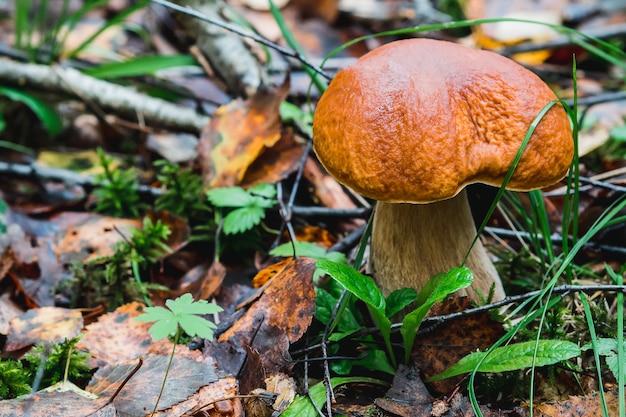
353, 348, 396, 375
207, 186, 254, 208
223, 205, 265, 234
385, 288, 417, 318
178, 314, 218, 341
582, 338, 626, 381
0, 86, 63, 135
83, 55, 197, 79
271, 241, 326, 258
316, 259, 395, 365
146, 317, 178, 341
610, 125, 626, 143
315, 287, 361, 334
316, 259, 385, 313
134, 293, 223, 341
135, 306, 173, 323
270, 241, 346, 267
401, 267, 473, 363
427, 340, 581, 382
248, 183, 276, 200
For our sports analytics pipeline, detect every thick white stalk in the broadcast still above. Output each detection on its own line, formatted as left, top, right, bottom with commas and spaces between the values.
368, 189, 505, 301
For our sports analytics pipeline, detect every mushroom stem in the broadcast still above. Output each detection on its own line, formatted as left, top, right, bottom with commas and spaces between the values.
368, 189, 505, 301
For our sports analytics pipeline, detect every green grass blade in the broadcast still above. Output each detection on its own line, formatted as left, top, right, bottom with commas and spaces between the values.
83, 55, 198, 79
14, 0, 31, 49
464, 100, 563, 265
66, 0, 150, 59
321, 18, 626, 72
268, 0, 327, 94
0, 86, 62, 135
579, 292, 610, 417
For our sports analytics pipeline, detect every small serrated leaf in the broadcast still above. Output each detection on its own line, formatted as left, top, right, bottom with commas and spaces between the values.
223, 205, 265, 234
248, 183, 276, 199
206, 187, 253, 207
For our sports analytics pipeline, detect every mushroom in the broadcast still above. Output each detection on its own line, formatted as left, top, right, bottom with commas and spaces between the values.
312, 39, 573, 301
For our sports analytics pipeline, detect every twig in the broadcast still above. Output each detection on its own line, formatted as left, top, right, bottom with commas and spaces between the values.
497, 23, 626, 55
414, 284, 626, 331
291, 206, 371, 218
0, 161, 162, 197
320, 289, 350, 414
150, 0, 331, 81
578, 176, 626, 193
328, 224, 367, 254
485, 226, 626, 257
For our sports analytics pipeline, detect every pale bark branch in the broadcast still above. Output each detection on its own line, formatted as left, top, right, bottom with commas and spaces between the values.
0, 59, 210, 133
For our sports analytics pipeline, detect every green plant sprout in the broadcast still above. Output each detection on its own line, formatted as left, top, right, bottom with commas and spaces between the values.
24, 337, 91, 390
0, 359, 31, 399
92, 148, 147, 218
154, 160, 211, 221
0, 86, 62, 138
316, 260, 473, 367
74, 217, 171, 310
134, 293, 223, 416
14, 0, 150, 63
206, 183, 277, 235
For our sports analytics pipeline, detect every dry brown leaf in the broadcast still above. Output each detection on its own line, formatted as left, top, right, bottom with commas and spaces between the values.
54, 214, 141, 263
218, 257, 316, 373
5, 306, 83, 351
411, 297, 505, 396
0, 389, 113, 417
374, 365, 433, 416
77, 302, 154, 368
464, 0, 565, 64
251, 258, 292, 288
241, 129, 307, 187
88, 354, 221, 416
199, 81, 290, 188
528, 391, 623, 416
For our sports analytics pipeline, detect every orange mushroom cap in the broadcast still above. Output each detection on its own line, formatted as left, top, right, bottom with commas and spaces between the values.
313, 38, 573, 204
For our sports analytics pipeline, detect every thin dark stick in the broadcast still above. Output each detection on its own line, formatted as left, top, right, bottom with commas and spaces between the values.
328, 224, 367, 254
150, 0, 331, 80
321, 289, 350, 413
485, 226, 626, 256
294, 284, 626, 343
291, 206, 371, 218
407, 283, 626, 332
578, 176, 626, 193
497, 23, 626, 55
302, 334, 326, 417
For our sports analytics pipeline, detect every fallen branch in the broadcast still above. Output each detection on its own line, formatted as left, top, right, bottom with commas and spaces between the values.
0, 59, 210, 133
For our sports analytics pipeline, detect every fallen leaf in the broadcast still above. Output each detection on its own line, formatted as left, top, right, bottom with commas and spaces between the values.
251, 258, 292, 288
219, 257, 316, 373
5, 306, 83, 351
0, 389, 112, 417
77, 302, 154, 368
241, 129, 307, 187
54, 214, 141, 263
374, 364, 433, 417
528, 391, 623, 417
411, 297, 504, 395
199, 81, 290, 188
88, 354, 220, 416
